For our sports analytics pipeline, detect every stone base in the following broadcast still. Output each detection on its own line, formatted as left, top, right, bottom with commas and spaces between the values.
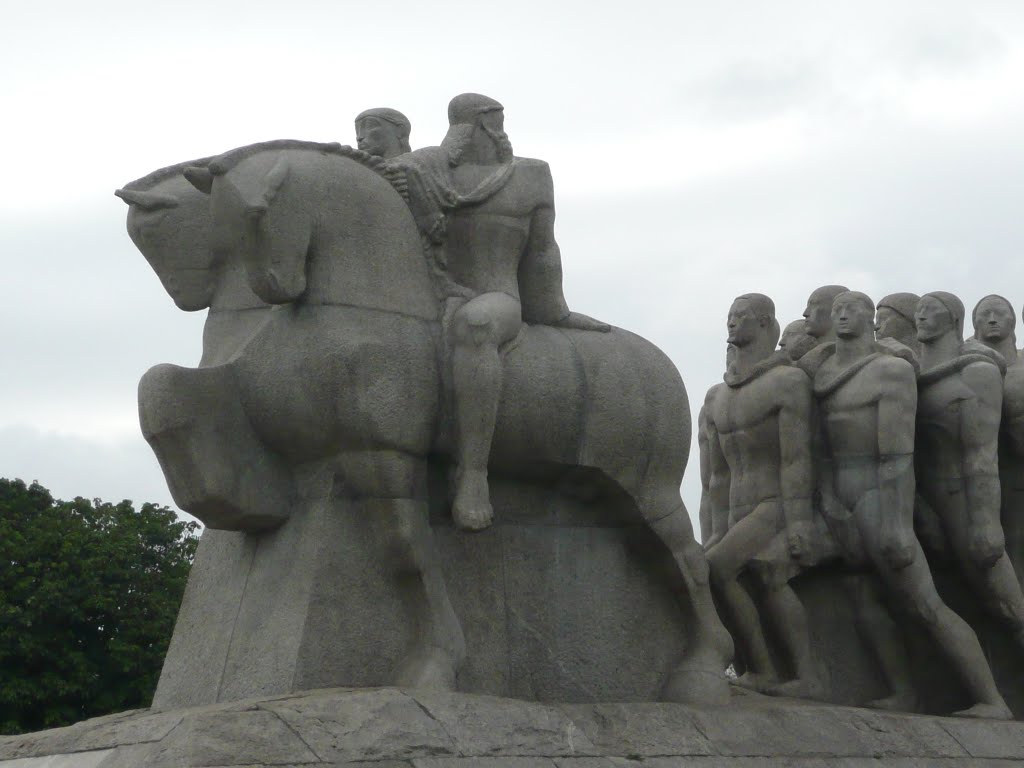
4, 687, 1024, 767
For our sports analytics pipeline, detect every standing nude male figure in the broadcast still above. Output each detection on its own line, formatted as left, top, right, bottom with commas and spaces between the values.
916, 292, 1024, 649
977, 295, 1024, 581
816, 291, 1009, 719
704, 294, 822, 697
400, 93, 608, 530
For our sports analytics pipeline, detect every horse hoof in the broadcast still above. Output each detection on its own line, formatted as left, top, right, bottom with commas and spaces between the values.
662, 663, 730, 705
395, 647, 458, 691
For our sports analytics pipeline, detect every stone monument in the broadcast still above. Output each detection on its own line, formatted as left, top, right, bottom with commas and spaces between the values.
12, 97, 1024, 768
815, 291, 1009, 719
112, 94, 733, 711
703, 294, 822, 698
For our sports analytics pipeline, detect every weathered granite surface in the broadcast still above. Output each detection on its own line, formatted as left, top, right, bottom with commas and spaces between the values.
5, 687, 1024, 767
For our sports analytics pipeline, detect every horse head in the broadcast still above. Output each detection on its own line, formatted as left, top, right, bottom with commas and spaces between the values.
189, 141, 437, 319
116, 158, 219, 312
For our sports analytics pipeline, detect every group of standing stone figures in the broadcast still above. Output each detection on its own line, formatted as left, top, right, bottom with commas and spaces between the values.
700, 286, 1024, 719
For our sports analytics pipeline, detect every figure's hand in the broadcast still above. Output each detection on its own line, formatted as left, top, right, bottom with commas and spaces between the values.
704, 533, 723, 551
554, 312, 611, 333
969, 524, 1005, 569
787, 521, 814, 561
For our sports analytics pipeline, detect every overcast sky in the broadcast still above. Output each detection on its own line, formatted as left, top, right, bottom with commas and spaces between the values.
3, 1, 1024, 535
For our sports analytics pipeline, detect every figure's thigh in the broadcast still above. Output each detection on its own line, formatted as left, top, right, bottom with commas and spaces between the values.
453, 292, 522, 346
707, 500, 782, 579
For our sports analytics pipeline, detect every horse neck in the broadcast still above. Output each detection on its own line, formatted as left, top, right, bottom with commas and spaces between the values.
299, 163, 439, 321
201, 259, 271, 366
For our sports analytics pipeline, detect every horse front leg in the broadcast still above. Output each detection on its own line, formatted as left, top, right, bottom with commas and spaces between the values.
341, 452, 466, 690
139, 363, 291, 531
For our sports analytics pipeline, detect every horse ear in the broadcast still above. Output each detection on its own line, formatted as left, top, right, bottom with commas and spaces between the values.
114, 188, 179, 209
259, 155, 290, 207
184, 166, 214, 194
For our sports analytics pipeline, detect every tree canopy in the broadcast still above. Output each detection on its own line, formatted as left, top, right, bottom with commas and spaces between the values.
0, 478, 198, 734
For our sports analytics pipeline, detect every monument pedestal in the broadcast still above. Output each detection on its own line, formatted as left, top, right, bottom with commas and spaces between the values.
6, 686, 1024, 767
155, 472, 689, 709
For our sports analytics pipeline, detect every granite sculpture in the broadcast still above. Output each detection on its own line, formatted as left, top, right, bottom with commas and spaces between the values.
815, 291, 1009, 719
354, 107, 412, 159
972, 294, 1018, 365
778, 318, 818, 361
972, 295, 1024, 579
397, 93, 610, 532
703, 295, 822, 698
797, 284, 850, 375
876, 292, 923, 358
916, 292, 1024, 651
119, 96, 732, 707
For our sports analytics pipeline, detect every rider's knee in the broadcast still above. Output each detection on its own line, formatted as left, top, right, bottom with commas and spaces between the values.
453, 307, 499, 347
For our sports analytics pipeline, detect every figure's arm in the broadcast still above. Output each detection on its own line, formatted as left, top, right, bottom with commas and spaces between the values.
705, 414, 732, 549
960, 361, 1005, 566
520, 163, 608, 331
875, 358, 918, 569
697, 404, 714, 544
778, 371, 815, 559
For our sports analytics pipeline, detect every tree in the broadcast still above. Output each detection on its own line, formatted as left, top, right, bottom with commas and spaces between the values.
0, 478, 199, 734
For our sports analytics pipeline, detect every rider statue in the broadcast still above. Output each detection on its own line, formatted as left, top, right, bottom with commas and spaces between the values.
399, 93, 609, 530
354, 107, 412, 160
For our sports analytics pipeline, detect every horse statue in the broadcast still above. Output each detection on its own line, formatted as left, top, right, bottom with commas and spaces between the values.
125, 139, 731, 704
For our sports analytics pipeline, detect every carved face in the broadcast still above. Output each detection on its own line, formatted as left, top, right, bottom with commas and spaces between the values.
832, 296, 872, 340
973, 296, 1014, 342
875, 306, 907, 341
803, 293, 834, 338
916, 296, 955, 343
355, 116, 400, 159
727, 299, 762, 346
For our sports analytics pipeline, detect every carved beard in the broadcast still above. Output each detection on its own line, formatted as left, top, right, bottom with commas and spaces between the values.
481, 124, 514, 163
443, 122, 514, 165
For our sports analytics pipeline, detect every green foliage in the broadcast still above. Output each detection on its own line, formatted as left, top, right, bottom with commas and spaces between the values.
0, 478, 199, 734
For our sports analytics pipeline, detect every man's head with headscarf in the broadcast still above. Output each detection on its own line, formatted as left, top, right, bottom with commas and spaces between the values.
441, 93, 513, 166
831, 291, 876, 341
917, 291, 965, 343
355, 107, 412, 159
876, 292, 921, 351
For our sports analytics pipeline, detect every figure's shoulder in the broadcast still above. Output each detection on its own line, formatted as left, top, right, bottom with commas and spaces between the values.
511, 157, 554, 205
870, 354, 917, 391
961, 357, 1004, 394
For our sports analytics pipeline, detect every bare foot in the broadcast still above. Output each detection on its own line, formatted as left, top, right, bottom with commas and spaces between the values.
452, 469, 494, 531
733, 671, 779, 693
765, 677, 825, 700
865, 690, 918, 712
954, 701, 1013, 720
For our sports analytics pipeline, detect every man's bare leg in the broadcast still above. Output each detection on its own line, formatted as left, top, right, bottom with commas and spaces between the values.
938, 492, 1024, 647
865, 530, 1011, 719
707, 504, 782, 691
842, 573, 917, 711
760, 579, 824, 699
450, 291, 522, 531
